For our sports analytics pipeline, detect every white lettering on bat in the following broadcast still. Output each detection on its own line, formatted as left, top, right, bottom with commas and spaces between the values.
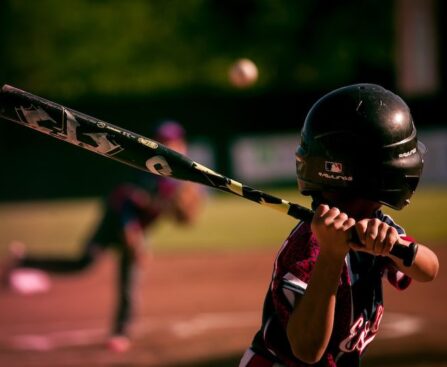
20, 106, 61, 133
146, 156, 173, 176
16, 105, 122, 155
64, 109, 80, 143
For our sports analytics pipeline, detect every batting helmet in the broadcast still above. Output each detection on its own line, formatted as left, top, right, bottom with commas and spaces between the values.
296, 83, 425, 210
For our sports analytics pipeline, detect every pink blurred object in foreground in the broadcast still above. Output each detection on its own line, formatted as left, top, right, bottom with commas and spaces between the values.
9, 268, 51, 295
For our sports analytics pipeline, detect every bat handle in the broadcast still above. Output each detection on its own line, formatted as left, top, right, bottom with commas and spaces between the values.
350, 229, 418, 267
292, 204, 418, 266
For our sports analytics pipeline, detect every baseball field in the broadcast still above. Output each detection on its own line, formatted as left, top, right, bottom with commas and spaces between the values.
0, 186, 446, 366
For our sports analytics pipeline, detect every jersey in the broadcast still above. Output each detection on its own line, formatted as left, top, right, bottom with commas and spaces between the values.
244, 210, 412, 367
88, 175, 181, 247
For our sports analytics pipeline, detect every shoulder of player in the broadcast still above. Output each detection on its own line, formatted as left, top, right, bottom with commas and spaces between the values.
276, 222, 316, 264
375, 210, 406, 236
271, 222, 317, 291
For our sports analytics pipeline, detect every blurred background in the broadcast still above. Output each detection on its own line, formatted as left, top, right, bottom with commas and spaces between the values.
0, 0, 445, 200
0, 1, 446, 366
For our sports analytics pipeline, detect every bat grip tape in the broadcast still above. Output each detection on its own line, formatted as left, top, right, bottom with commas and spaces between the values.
350, 229, 418, 267
302, 207, 418, 267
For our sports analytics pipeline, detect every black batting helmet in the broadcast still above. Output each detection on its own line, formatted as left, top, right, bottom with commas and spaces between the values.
296, 83, 424, 210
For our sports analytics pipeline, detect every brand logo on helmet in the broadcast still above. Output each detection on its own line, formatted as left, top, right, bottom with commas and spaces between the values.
318, 172, 353, 181
320, 161, 352, 181
325, 161, 343, 173
398, 148, 417, 158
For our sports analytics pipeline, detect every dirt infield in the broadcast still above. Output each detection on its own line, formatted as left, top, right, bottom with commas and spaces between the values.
0, 247, 446, 367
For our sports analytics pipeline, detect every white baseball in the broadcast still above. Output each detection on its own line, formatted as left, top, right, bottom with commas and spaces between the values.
228, 58, 258, 88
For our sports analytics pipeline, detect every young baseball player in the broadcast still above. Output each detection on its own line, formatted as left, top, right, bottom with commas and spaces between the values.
2, 120, 205, 352
239, 84, 439, 367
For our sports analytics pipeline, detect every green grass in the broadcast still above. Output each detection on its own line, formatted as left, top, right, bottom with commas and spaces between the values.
154, 185, 447, 251
0, 186, 445, 257
151, 189, 308, 252
383, 185, 447, 244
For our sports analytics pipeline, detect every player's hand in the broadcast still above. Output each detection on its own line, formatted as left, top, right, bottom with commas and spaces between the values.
312, 204, 355, 259
351, 218, 399, 256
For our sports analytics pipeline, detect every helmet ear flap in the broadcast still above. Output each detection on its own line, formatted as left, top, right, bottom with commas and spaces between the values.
405, 175, 421, 194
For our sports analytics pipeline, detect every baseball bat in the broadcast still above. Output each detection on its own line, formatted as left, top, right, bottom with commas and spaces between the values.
0, 84, 417, 266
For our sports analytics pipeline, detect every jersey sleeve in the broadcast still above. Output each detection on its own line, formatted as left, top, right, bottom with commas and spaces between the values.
270, 222, 319, 326
384, 263, 412, 290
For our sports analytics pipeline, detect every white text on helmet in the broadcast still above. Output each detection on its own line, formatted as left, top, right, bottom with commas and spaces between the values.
318, 172, 353, 181
398, 148, 417, 158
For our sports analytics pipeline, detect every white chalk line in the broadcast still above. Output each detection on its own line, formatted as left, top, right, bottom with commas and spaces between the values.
3, 311, 423, 351
378, 312, 425, 339
169, 311, 260, 338
8, 328, 105, 351
4, 311, 259, 351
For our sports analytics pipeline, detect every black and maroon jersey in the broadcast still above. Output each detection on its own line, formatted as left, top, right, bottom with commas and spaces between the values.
109, 175, 180, 226
88, 175, 181, 246
246, 210, 412, 367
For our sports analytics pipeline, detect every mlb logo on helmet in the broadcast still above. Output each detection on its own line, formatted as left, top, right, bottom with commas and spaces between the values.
325, 161, 343, 174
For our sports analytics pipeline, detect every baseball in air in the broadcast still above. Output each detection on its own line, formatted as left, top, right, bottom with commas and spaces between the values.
228, 58, 258, 88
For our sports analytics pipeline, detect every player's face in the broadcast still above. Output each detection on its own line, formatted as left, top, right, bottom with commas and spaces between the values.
321, 192, 382, 220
